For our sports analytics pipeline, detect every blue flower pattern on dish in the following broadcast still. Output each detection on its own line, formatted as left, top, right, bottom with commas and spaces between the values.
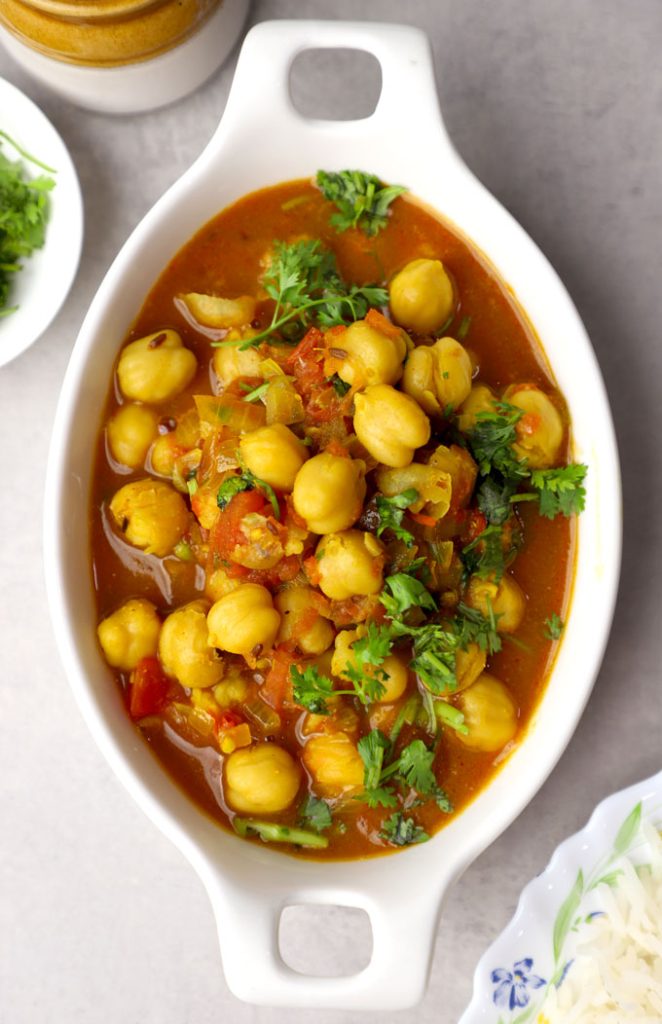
491, 959, 545, 1010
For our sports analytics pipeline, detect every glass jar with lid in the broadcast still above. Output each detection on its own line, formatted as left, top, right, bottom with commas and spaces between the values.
0, 0, 250, 113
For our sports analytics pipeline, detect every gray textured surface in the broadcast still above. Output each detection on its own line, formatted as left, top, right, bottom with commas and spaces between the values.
1, 1, 661, 1021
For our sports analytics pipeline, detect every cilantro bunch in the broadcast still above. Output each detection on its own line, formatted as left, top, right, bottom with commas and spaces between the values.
0, 131, 56, 317
216, 238, 387, 350
316, 169, 407, 236
465, 399, 588, 578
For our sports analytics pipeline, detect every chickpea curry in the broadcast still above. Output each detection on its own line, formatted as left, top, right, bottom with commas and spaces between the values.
92, 170, 585, 858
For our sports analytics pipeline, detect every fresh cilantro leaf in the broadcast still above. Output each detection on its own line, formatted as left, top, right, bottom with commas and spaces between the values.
290, 665, 335, 714
216, 474, 251, 509
375, 489, 419, 545
434, 789, 454, 813
408, 623, 459, 695
380, 572, 437, 618
316, 169, 407, 236
461, 524, 509, 581
467, 401, 529, 481
215, 239, 388, 348
455, 601, 502, 656
398, 739, 437, 793
379, 812, 429, 846
544, 612, 564, 641
529, 465, 587, 519
361, 786, 399, 810
217, 468, 280, 519
476, 475, 517, 526
396, 740, 454, 811
298, 794, 332, 833
357, 729, 391, 791
328, 373, 351, 397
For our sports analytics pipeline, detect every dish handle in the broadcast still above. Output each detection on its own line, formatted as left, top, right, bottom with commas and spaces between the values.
201, 861, 448, 1010
214, 19, 455, 157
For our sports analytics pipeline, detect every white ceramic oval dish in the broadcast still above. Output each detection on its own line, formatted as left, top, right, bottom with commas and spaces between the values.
43, 21, 622, 1011
0, 76, 83, 368
0, 0, 249, 114
459, 770, 662, 1023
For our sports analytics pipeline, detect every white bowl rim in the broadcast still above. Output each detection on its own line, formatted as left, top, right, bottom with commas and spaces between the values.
42, 19, 622, 1011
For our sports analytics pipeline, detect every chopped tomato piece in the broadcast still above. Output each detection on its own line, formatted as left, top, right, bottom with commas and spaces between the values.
216, 709, 245, 732
208, 489, 267, 563
303, 554, 321, 586
129, 657, 170, 719
409, 511, 437, 528
464, 509, 488, 544
286, 327, 325, 387
365, 307, 403, 341
261, 648, 296, 710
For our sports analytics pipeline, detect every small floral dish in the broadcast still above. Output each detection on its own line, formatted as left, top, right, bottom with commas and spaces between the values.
459, 770, 662, 1023
0, 77, 83, 368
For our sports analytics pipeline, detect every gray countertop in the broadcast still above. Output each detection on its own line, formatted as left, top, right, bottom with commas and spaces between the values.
1, 2, 660, 1021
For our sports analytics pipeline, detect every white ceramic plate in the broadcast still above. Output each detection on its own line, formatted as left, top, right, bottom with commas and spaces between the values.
460, 771, 662, 1023
0, 77, 83, 367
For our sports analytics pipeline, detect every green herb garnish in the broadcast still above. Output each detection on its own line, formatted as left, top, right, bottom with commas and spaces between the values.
0, 131, 56, 316
379, 813, 429, 846
217, 239, 387, 349
316, 169, 407, 236
217, 469, 280, 520
298, 794, 333, 833
379, 571, 437, 618
233, 818, 329, 848
544, 612, 565, 641
513, 465, 588, 519
467, 401, 528, 480
375, 488, 419, 545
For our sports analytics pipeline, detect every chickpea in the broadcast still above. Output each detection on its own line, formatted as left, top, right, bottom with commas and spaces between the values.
292, 452, 366, 534
239, 423, 308, 492
207, 584, 280, 658
375, 462, 452, 517
331, 319, 407, 387
503, 384, 564, 469
316, 531, 384, 601
456, 673, 519, 752
117, 330, 197, 404
466, 574, 526, 633
275, 587, 335, 655
224, 743, 301, 814
389, 258, 455, 334
213, 343, 262, 387
109, 478, 190, 557
205, 567, 241, 603
149, 434, 180, 478
455, 643, 487, 693
97, 598, 161, 671
158, 600, 223, 689
427, 444, 478, 510
182, 292, 256, 329
330, 628, 408, 704
303, 733, 364, 796
353, 384, 430, 468
403, 337, 473, 415
456, 384, 497, 434
107, 404, 158, 470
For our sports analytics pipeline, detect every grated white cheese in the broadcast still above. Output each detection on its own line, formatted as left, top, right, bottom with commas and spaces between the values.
539, 822, 662, 1023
